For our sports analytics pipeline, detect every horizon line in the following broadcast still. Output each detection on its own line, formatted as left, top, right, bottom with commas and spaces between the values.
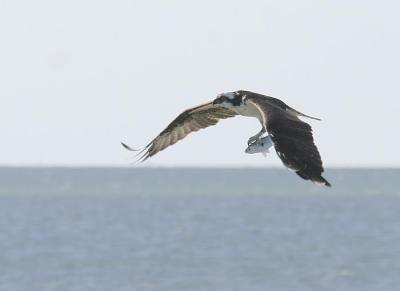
0, 165, 399, 170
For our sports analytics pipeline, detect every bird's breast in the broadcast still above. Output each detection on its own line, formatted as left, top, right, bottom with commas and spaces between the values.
235, 103, 264, 123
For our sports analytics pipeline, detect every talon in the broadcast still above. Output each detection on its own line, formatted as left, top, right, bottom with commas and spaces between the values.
247, 129, 266, 146
247, 137, 256, 146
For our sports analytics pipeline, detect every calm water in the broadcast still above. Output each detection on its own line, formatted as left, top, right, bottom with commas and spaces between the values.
0, 168, 399, 291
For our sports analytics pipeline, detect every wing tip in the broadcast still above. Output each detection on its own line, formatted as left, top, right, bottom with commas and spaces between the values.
287, 108, 322, 121
304, 115, 322, 121
313, 176, 332, 187
121, 142, 138, 151
296, 170, 331, 187
325, 180, 332, 187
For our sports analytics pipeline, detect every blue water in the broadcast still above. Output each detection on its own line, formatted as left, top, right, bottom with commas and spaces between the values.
0, 168, 399, 291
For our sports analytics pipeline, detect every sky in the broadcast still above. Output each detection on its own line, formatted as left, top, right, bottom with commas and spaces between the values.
1, 0, 399, 167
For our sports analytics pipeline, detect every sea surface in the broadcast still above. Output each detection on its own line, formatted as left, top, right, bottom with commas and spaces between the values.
0, 168, 399, 291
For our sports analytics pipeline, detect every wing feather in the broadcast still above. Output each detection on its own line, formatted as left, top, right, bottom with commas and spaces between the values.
130, 102, 237, 162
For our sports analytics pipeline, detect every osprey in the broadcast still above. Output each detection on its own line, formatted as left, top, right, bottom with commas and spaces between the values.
123, 90, 331, 187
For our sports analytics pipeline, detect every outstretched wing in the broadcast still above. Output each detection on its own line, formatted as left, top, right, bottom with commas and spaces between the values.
127, 102, 237, 162
248, 98, 331, 187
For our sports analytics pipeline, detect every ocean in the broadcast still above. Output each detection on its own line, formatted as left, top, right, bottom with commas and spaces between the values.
0, 168, 399, 291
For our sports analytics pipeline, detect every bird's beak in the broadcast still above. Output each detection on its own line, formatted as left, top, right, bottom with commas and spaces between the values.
213, 95, 225, 105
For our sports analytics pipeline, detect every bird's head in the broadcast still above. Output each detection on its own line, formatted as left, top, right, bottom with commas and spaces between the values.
213, 91, 247, 108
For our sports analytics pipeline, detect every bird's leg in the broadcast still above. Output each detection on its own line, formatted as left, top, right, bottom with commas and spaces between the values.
247, 128, 266, 145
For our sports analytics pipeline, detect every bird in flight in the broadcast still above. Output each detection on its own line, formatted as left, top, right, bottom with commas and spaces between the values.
122, 90, 331, 187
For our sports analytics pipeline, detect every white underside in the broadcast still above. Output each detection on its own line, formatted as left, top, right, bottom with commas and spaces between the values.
233, 102, 264, 123
219, 100, 264, 124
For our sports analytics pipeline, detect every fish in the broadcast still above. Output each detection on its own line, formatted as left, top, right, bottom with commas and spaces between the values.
245, 135, 274, 157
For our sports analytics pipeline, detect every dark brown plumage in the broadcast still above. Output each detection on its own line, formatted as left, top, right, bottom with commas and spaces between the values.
246, 96, 330, 187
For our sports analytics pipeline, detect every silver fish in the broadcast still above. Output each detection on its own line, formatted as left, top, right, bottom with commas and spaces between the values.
245, 135, 274, 157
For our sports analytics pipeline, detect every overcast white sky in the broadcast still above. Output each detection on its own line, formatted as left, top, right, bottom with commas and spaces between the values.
1, 0, 399, 167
